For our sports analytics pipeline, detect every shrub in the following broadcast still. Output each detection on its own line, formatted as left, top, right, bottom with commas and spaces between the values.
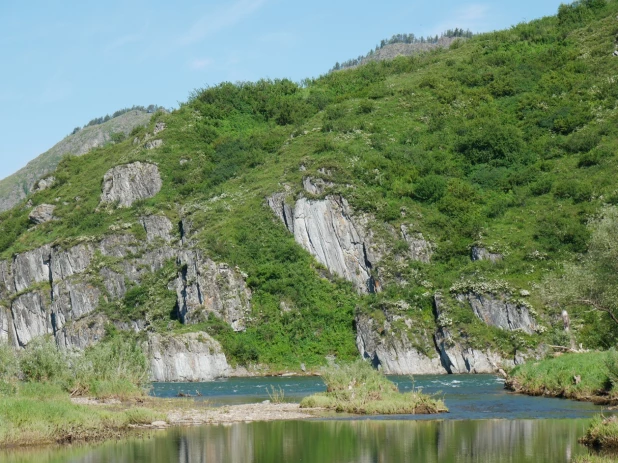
455, 119, 525, 165
413, 175, 447, 202
19, 337, 69, 385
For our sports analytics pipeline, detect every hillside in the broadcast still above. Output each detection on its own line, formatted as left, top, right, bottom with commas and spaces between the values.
0, 0, 617, 378
0, 110, 152, 212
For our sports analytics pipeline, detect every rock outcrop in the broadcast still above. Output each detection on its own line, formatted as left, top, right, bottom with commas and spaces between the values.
145, 140, 163, 150
400, 224, 432, 263
455, 293, 536, 334
269, 193, 377, 293
356, 313, 445, 374
147, 332, 230, 382
101, 162, 162, 207
0, 213, 251, 351
471, 246, 503, 263
34, 176, 55, 193
175, 251, 251, 331
28, 204, 55, 224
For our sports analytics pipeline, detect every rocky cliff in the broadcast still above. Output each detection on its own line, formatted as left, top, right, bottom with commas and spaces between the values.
0, 110, 152, 212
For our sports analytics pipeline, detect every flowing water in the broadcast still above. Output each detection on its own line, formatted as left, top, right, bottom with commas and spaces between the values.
1, 375, 614, 463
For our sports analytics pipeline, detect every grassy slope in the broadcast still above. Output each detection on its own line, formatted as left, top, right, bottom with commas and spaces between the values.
0, 110, 151, 212
1, 0, 618, 368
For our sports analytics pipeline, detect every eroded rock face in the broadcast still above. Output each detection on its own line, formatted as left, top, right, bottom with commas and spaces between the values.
13, 245, 51, 292
148, 332, 229, 382
0, 306, 11, 343
141, 215, 175, 243
175, 251, 251, 331
51, 281, 101, 331
55, 314, 107, 350
144, 140, 163, 150
101, 162, 162, 207
471, 247, 503, 263
153, 122, 166, 135
356, 313, 445, 374
29, 204, 56, 224
400, 224, 432, 263
302, 177, 333, 195
456, 293, 536, 334
34, 177, 55, 192
11, 291, 51, 347
269, 193, 377, 293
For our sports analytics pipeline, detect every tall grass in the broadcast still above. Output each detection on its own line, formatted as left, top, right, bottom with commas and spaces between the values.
581, 415, 618, 449
300, 360, 446, 415
507, 352, 615, 399
0, 335, 149, 400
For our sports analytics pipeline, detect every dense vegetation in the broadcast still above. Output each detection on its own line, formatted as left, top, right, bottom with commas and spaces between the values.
507, 351, 618, 400
1, 0, 618, 370
300, 360, 446, 414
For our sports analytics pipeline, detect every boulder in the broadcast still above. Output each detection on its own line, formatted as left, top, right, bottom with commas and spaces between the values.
101, 162, 162, 207
34, 176, 55, 192
29, 204, 55, 224
147, 332, 229, 382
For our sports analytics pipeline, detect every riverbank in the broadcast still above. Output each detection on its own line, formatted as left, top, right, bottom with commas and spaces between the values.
505, 351, 618, 405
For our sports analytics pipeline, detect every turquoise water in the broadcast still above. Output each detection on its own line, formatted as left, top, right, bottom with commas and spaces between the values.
1, 375, 613, 463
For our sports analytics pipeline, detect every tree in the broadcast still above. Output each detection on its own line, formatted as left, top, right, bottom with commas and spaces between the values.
544, 207, 618, 330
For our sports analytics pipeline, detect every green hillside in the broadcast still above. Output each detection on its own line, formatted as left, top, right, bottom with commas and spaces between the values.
1, 0, 618, 369
0, 110, 152, 212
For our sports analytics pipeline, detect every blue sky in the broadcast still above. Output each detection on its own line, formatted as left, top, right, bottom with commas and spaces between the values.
0, 0, 565, 180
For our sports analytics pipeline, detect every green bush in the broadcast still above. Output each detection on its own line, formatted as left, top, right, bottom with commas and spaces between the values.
413, 175, 447, 202
19, 337, 70, 385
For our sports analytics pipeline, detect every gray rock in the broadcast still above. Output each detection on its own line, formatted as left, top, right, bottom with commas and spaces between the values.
13, 245, 51, 292
456, 292, 536, 334
400, 224, 433, 263
144, 139, 163, 150
101, 162, 162, 207
100, 268, 127, 299
141, 216, 174, 243
0, 261, 15, 298
51, 244, 94, 281
99, 234, 139, 257
147, 332, 230, 382
175, 251, 251, 331
471, 246, 503, 263
29, 204, 56, 224
51, 281, 101, 330
266, 193, 294, 233
11, 291, 51, 347
356, 313, 445, 374
269, 193, 377, 294
55, 313, 107, 350
153, 122, 166, 135
34, 176, 55, 192
0, 306, 10, 343
302, 177, 333, 195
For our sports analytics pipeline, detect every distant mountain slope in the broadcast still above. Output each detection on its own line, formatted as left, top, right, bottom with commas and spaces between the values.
0, 110, 152, 212
331, 30, 473, 71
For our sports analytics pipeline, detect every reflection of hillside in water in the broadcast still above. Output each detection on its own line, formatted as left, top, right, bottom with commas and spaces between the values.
0, 419, 597, 463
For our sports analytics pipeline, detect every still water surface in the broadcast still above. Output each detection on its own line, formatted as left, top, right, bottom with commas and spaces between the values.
1, 375, 613, 463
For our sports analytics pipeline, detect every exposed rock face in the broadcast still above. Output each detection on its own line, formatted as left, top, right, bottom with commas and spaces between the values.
400, 224, 432, 263
471, 246, 503, 263
148, 332, 230, 382
101, 162, 162, 207
13, 245, 52, 292
51, 281, 101, 330
302, 177, 333, 195
269, 193, 377, 293
456, 293, 536, 334
55, 314, 107, 350
0, 306, 12, 344
153, 122, 166, 135
34, 176, 55, 192
141, 215, 175, 243
175, 251, 251, 331
29, 204, 55, 224
356, 313, 445, 374
144, 140, 163, 150
11, 291, 51, 347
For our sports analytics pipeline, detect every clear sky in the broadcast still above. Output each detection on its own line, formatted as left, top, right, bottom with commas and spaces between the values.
0, 0, 565, 181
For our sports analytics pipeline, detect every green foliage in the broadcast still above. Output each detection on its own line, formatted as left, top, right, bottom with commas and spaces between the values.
300, 360, 447, 414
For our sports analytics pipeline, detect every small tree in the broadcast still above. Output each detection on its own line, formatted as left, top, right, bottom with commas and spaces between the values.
544, 207, 618, 342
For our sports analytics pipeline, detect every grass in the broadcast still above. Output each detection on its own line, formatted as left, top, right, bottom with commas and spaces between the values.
581, 415, 618, 449
506, 351, 617, 401
299, 360, 447, 414
574, 456, 618, 463
267, 385, 286, 404
0, 383, 163, 447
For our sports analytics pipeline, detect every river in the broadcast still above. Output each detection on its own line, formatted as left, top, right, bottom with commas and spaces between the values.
0, 375, 613, 462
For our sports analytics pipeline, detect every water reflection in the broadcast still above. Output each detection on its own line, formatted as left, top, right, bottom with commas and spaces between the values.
0, 419, 601, 463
